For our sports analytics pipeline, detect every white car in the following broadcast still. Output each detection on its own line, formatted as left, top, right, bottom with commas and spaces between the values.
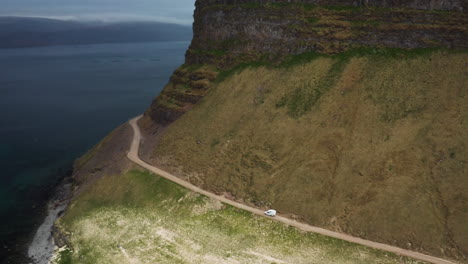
264, 209, 277, 217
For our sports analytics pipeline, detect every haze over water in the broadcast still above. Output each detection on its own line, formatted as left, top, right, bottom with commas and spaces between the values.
0, 41, 189, 260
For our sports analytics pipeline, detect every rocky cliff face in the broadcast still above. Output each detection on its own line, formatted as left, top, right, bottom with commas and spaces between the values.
146, 0, 466, 125
196, 0, 467, 11
187, 0, 467, 66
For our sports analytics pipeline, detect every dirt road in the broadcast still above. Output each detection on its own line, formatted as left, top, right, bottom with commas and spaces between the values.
127, 115, 457, 264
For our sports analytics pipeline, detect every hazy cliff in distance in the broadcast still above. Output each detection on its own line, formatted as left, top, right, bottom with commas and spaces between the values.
0, 17, 192, 48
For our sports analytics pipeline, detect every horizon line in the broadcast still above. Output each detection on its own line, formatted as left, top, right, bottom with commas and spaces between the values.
0, 14, 193, 26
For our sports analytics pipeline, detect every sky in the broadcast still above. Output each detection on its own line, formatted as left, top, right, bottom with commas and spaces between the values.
0, 0, 196, 25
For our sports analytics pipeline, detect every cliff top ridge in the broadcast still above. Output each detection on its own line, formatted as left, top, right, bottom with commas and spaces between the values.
196, 0, 466, 11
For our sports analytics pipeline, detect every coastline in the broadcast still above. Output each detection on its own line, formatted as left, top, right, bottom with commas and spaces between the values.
27, 178, 72, 264
0, 40, 188, 263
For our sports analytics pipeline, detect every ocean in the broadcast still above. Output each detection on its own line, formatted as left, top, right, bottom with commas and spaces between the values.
0, 41, 189, 262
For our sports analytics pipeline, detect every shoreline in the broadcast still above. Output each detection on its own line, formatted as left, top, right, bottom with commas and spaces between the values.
0, 170, 72, 264
27, 178, 72, 264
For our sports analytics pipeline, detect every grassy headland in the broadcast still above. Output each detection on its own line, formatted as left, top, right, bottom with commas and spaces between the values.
54, 170, 425, 264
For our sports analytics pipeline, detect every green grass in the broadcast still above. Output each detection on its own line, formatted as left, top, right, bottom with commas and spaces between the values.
351, 20, 381, 28
238, 3, 366, 12
213, 47, 454, 117
322, 5, 362, 11
214, 51, 324, 83
205, 2, 460, 14
279, 51, 322, 68
190, 48, 227, 57
275, 82, 323, 117
56, 169, 426, 264
215, 61, 269, 83
153, 51, 467, 261
181, 64, 204, 72
306, 17, 320, 24
276, 57, 348, 117
60, 170, 187, 227
56, 249, 73, 264
213, 47, 464, 84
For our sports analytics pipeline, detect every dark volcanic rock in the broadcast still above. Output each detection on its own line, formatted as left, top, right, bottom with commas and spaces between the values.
52, 225, 70, 249
147, 101, 187, 126
196, 0, 467, 11
187, 0, 467, 66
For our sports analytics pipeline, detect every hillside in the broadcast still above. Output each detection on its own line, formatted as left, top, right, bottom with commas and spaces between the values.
141, 51, 467, 262
0, 17, 192, 48
54, 0, 467, 263
138, 1, 467, 262
49, 124, 428, 264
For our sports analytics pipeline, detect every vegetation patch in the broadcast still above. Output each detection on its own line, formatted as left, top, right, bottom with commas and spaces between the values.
322, 5, 362, 11
351, 20, 381, 28
215, 61, 269, 83
55, 248, 72, 264
56, 170, 426, 264
181, 64, 204, 72
276, 58, 348, 117
153, 51, 468, 261
190, 48, 227, 57
213, 47, 463, 84
306, 17, 320, 24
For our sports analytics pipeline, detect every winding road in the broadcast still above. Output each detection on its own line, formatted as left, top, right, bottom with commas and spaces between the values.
127, 115, 457, 264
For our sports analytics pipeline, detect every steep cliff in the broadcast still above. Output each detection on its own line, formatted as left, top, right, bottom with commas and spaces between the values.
187, 0, 467, 66
146, 0, 467, 125
139, 0, 467, 262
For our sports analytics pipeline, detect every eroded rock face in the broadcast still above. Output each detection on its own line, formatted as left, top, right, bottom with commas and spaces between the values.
145, 67, 218, 125
196, 0, 467, 11
148, 0, 467, 126
187, 1, 467, 66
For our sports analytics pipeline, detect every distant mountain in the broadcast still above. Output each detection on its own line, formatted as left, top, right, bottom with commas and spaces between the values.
0, 17, 193, 48
0, 17, 86, 34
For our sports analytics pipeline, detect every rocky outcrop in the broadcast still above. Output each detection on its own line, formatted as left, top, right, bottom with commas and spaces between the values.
52, 225, 70, 249
146, 66, 217, 125
146, 0, 467, 127
195, 0, 467, 11
187, 0, 467, 67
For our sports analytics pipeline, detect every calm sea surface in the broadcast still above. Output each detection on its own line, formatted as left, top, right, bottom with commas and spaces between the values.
0, 41, 189, 261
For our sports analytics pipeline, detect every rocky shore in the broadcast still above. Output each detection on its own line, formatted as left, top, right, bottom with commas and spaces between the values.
27, 178, 72, 264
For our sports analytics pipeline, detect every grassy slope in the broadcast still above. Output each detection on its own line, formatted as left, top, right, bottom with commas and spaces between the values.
150, 51, 467, 260
55, 170, 425, 264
